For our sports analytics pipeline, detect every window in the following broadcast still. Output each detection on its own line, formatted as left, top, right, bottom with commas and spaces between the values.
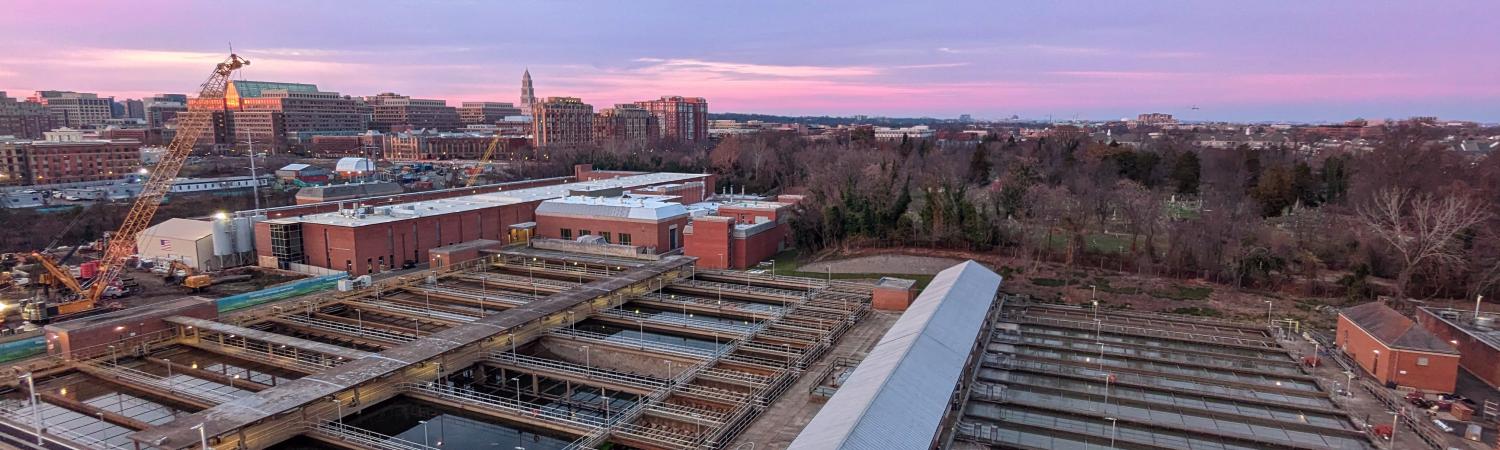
599, 232, 611, 243
580, 229, 591, 237
1417, 357, 1429, 366
619, 233, 631, 246
561, 229, 572, 239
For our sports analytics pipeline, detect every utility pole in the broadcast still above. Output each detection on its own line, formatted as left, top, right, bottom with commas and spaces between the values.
245, 135, 261, 213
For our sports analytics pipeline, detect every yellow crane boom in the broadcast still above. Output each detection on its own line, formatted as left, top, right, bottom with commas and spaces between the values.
85, 54, 249, 303
465, 133, 507, 187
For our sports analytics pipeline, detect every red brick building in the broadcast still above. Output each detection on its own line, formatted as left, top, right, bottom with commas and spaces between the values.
683, 200, 794, 270
636, 96, 708, 144
1415, 307, 1500, 390
0, 133, 141, 185
253, 171, 712, 274
1337, 302, 1460, 393
534, 195, 691, 252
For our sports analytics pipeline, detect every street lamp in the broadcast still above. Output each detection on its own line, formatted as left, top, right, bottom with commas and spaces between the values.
334, 398, 343, 427
191, 423, 208, 450
1344, 370, 1355, 398
581, 345, 591, 377
19, 372, 41, 445
511, 376, 524, 409
1264, 300, 1274, 330
355, 309, 363, 336
1105, 417, 1118, 449
1389, 410, 1399, 447
418, 420, 430, 447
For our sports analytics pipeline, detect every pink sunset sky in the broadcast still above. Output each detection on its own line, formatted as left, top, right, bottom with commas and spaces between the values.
1, 0, 1497, 122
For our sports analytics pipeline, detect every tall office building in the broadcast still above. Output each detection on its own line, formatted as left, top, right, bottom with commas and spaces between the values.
0, 91, 55, 139
531, 97, 593, 147
520, 69, 536, 111
0, 129, 141, 186
593, 104, 658, 143
224, 81, 368, 146
459, 102, 523, 126
144, 94, 188, 128
636, 96, 708, 143
365, 93, 462, 132
30, 91, 114, 128
123, 99, 146, 119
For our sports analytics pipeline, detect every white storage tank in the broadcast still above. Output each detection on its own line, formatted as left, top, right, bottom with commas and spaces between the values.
211, 217, 235, 256
232, 217, 254, 253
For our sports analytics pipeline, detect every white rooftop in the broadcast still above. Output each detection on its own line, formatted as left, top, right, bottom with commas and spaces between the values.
273, 172, 707, 227
537, 194, 689, 221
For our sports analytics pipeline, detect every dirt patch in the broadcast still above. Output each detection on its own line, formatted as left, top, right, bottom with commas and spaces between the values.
802, 254, 964, 275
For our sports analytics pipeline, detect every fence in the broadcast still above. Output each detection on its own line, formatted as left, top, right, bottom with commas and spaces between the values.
215, 272, 347, 312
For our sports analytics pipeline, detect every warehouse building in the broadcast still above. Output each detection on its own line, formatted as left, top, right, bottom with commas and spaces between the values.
254, 171, 715, 274
1416, 306, 1500, 390
1337, 302, 1460, 393
135, 218, 216, 270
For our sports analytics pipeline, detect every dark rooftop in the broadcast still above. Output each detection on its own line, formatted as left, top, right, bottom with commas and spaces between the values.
1341, 302, 1459, 354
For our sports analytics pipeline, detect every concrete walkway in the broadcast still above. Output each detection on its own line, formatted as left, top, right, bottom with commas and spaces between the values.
725, 311, 900, 449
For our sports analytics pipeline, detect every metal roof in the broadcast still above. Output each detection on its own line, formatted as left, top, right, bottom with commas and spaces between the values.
788, 260, 1002, 450
138, 218, 213, 241
535, 195, 689, 221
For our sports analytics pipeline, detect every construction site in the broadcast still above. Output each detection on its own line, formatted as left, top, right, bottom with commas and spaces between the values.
0, 245, 887, 450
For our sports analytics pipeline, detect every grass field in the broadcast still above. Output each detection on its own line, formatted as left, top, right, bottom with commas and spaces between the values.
768, 250, 937, 290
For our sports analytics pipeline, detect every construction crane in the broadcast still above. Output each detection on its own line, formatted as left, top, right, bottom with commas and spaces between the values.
465, 133, 509, 187
22, 53, 249, 322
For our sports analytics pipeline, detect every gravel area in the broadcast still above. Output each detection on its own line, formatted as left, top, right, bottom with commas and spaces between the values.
800, 254, 964, 275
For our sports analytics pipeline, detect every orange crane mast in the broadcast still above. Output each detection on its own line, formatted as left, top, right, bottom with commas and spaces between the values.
83, 54, 250, 305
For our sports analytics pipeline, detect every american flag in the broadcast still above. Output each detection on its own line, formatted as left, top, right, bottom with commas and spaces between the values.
159, 239, 172, 252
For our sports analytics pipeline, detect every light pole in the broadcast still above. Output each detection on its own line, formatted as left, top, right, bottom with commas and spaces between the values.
19, 372, 41, 445
512, 377, 523, 407
1106, 417, 1118, 449
1264, 300, 1274, 330
581, 345, 591, 377
164, 358, 174, 392
355, 309, 363, 336
191, 423, 207, 450
1476, 295, 1486, 320
1345, 370, 1355, 398
1389, 410, 1399, 448
419, 420, 430, 447
334, 398, 343, 427
768, 259, 775, 278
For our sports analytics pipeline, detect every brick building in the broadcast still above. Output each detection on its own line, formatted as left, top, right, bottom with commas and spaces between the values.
532, 97, 593, 147
309, 132, 384, 159
366, 93, 462, 132
683, 200, 794, 269
1337, 302, 1460, 393
253, 170, 712, 274
0, 130, 142, 185
385, 130, 525, 160
459, 102, 523, 126
636, 96, 708, 143
30, 91, 113, 128
535, 194, 691, 252
1416, 307, 1500, 390
594, 105, 658, 143
0, 91, 54, 139
204, 81, 367, 149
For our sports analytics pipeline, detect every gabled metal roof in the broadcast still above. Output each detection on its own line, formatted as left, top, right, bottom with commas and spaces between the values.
788, 260, 1002, 450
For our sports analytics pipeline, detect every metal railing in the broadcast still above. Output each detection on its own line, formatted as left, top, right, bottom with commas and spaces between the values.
487, 352, 667, 392
308, 419, 439, 450
401, 382, 611, 430
280, 314, 419, 344
82, 360, 239, 405
548, 328, 716, 359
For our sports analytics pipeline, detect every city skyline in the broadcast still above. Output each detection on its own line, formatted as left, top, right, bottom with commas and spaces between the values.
1, 1, 1497, 122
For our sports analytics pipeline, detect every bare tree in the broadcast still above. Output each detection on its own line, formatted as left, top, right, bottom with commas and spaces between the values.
1358, 187, 1491, 300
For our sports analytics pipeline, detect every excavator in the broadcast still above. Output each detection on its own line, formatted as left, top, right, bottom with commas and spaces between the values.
18, 53, 249, 323
164, 260, 213, 292
21, 252, 124, 322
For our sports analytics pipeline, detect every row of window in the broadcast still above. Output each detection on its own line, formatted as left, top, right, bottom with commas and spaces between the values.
559, 228, 632, 245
